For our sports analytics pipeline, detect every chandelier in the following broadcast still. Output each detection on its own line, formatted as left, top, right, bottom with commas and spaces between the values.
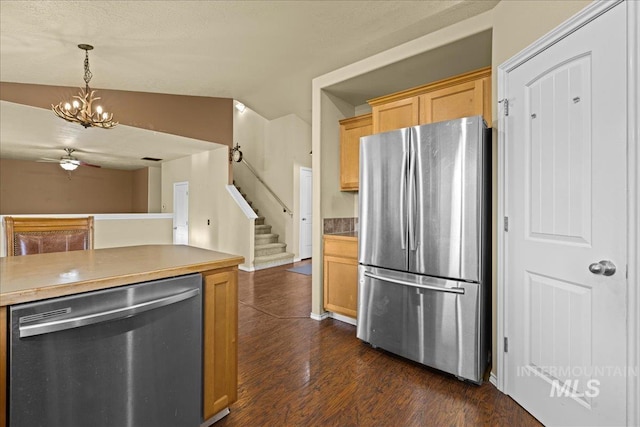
52, 44, 118, 129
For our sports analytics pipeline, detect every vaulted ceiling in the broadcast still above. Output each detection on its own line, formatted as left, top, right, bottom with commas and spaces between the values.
0, 1, 497, 169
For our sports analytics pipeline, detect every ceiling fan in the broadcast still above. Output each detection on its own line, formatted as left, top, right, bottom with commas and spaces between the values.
38, 148, 101, 171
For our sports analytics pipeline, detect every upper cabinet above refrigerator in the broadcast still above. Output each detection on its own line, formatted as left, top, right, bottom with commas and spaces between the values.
369, 67, 491, 134
339, 67, 491, 192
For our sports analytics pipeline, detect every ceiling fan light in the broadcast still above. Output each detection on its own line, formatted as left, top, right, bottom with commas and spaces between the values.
60, 160, 79, 171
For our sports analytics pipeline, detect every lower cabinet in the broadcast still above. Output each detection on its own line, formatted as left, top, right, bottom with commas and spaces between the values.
323, 235, 358, 318
202, 268, 238, 420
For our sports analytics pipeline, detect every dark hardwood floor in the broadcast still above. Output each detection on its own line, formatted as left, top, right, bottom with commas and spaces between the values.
217, 260, 541, 427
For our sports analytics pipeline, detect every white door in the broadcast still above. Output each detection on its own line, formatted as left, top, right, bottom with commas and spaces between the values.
173, 181, 189, 245
299, 167, 312, 259
504, 3, 628, 426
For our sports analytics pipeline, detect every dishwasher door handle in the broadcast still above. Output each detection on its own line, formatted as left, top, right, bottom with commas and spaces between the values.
19, 287, 200, 338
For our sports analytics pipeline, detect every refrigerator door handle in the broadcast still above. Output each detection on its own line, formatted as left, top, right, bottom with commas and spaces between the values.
399, 140, 408, 249
408, 143, 417, 251
363, 271, 465, 295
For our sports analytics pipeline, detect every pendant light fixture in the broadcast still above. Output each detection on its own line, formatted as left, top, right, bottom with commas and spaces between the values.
52, 44, 118, 129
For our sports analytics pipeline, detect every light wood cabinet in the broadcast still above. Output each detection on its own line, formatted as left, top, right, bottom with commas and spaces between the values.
203, 267, 238, 420
371, 96, 419, 133
338, 67, 492, 192
368, 66, 492, 132
419, 76, 490, 125
339, 113, 372, 191
323, 235, 358, 318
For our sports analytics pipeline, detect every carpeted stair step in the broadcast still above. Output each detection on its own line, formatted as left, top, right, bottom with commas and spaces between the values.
255, 242, 287, 257
255, 224, 272, 235
253, 252, 295, 270
255, 216, 265, 226
255, 233, 279, 245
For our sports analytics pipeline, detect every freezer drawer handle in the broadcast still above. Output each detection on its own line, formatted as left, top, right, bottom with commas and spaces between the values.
363, 271, 465, 295
19, 287, 200, 338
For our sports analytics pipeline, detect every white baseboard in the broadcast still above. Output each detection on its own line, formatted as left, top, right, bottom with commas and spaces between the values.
293, 257, 301, 263
238, 264, 255, 272
489, 372, 498, 387
200, 407, 230, 427
329, 312, 357, 326
310, 312, 329, 321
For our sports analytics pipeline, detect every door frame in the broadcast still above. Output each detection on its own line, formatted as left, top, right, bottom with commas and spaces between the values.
299, 166, 312, 259
173, 181, 189, 245
496, 1, 639, 425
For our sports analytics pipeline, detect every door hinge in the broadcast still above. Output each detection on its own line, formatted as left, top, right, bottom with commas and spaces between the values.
504, 216, 509, 232
499, 98, 509, 116
504, 337, 509, 353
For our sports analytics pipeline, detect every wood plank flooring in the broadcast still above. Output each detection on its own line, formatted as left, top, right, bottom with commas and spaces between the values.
217, 260, 541, 426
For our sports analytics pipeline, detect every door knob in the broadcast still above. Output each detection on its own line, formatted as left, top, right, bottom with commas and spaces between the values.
588, 260, 616, 276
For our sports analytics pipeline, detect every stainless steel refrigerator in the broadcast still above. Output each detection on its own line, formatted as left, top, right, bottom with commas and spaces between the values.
356, 115, 491, 383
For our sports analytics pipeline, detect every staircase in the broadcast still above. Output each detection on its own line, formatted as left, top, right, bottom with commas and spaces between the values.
234, 182, 294, 270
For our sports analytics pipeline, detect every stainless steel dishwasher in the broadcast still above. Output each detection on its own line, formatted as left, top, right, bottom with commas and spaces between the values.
9, 273, 202, 427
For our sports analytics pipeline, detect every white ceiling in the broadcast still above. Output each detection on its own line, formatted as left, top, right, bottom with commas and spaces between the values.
0, 0, 497, 170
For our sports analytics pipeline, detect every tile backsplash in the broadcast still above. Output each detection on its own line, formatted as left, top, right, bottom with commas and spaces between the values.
323, 217, 358, 234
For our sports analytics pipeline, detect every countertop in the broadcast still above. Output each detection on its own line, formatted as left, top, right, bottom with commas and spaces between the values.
323, 231, 358, 239
0, 245, 244, 306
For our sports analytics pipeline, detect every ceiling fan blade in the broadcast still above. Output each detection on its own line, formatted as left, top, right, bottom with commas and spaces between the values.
79, 161, 101, 168
36, 158, 58, 162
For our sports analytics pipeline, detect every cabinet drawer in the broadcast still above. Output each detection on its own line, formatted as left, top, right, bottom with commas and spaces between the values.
323, 237, 357, 259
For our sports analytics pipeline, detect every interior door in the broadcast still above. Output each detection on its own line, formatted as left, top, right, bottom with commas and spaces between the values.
504, 3, 628, 426
173, 182, 189, 245
299, 167, 312, 259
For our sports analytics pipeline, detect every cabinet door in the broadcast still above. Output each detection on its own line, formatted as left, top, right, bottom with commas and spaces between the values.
203, 268, 238, 420
339, 114, 372, 191
420, 77, 491, 125
372, 96, 419, 133
323, 237, 358, 318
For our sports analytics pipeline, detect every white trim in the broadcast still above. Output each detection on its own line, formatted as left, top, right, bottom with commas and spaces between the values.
310, 311, 329, 322
497, 2, 639, 423
226, 185, 258, 219
626, 1, 640, 425
200, 407, 230, 427
489, 372, 498, 388
329, 312, 357, 326
0, 213, 173, 220
496, 64, 508, 393
238, 264, 255, 272
293, 257, 302, 263
298, 166, 312, 260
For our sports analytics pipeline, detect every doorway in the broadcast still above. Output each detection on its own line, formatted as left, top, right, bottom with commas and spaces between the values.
173, 181, 189, 245
299, 167, 312, 259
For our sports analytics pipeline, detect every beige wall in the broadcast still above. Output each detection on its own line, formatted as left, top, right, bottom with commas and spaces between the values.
0, 158, 145, 214
320, 92, 359, 219
147, 167, 162, 213
232, 107, 311, 260
132, 168, 149, 213
161, 147, 253, 269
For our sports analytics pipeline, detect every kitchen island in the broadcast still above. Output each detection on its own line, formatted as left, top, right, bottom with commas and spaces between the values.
0, 244, 244, 427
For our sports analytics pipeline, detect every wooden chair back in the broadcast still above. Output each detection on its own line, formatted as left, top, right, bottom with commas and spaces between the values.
3, 216, 94, 256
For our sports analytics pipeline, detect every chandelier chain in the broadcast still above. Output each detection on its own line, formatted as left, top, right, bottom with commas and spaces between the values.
83, 50, 92, 88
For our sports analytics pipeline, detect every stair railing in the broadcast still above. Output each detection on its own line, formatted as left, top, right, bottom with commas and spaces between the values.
240, 158, 293, 217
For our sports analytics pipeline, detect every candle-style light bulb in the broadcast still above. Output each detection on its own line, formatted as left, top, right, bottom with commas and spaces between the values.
96, 106, 103, 114
64, 103, 71, 110
72, 100, 80, 109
